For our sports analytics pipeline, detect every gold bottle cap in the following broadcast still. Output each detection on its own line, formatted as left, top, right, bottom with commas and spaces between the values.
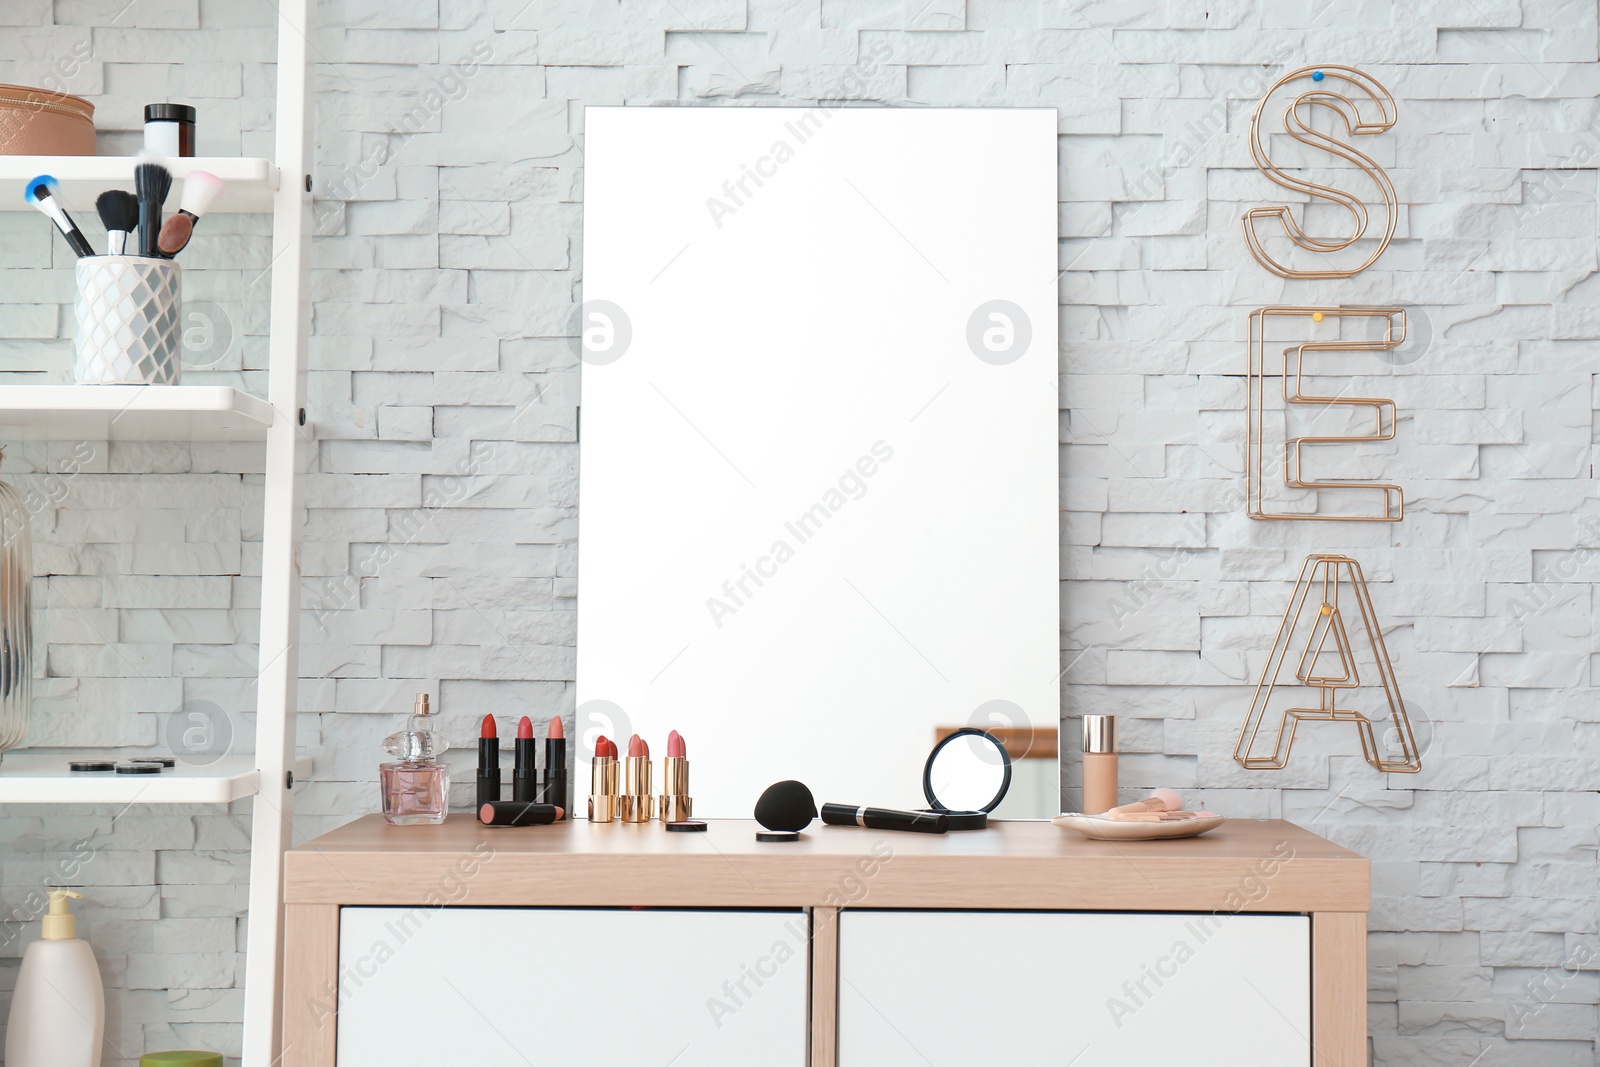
414, 693, 431, 716
1082, 714, 1116, 754
41, 888, 83, 940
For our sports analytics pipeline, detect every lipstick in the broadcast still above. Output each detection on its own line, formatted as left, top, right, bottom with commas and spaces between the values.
820, 802, 948, 834
477, 714, 501, 810
479, 801, 564, 826
620, 734, 654, 823
659, 729, 692, 822
540, 715, 568, 819
589, 734, 619, 823
513, 715, 537, 803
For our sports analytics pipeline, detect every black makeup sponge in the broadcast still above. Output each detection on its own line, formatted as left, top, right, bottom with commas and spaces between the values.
755, 780, 817, 833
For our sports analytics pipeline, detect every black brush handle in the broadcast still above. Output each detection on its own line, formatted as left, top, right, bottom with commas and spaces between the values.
140, 195, 159, 257
59, 216, 94, 258
821, 802, 949, 833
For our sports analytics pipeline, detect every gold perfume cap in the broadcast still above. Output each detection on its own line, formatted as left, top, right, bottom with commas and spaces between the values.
413, 693, 431, 715
1082, 714, 1116, 754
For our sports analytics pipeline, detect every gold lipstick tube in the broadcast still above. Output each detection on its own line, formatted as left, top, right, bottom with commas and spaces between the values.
588, 755, 619, 822
659, 756, 692, 822
620, 754, 654, 822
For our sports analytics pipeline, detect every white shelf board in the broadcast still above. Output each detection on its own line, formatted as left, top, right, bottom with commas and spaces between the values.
0, 753, 312, 805
0, 385, 273, 440
2, 155, 280, 213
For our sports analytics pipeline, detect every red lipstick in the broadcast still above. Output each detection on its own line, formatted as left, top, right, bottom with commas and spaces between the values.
660, 729, 691, 822
620, 733, 654, 822
540, 715, 568, 818
477, 714, 501, 809
589, 733, 619, 823
513, 715, 537, 802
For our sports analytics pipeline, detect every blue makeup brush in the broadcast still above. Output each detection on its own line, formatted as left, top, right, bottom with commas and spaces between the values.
24, 175, 94, 258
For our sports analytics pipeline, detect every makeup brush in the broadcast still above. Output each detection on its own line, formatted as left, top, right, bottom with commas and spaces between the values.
1104, 788, 1184, 819
24, 176, 94, 258
95, 190, 139, 256
157, 170, 223, 257
134, 153, 172, 259
1103, 810, 1216, 822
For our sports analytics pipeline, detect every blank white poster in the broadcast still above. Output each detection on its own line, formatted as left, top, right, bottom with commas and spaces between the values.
578, 106, 1060, 817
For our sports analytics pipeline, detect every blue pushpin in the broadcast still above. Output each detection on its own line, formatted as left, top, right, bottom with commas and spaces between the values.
1311, 70, 1325, 81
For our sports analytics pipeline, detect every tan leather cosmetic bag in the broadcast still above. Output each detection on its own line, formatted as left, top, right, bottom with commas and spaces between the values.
0, 83, 95, 155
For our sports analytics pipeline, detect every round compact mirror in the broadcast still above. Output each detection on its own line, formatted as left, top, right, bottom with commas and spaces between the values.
922, 728, 1012, 830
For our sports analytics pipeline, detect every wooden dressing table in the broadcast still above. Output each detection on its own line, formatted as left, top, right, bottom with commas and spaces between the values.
282, 815, 1367, 1066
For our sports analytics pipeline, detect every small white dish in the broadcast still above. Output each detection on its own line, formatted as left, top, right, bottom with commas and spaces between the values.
1052, 813, 1226, 841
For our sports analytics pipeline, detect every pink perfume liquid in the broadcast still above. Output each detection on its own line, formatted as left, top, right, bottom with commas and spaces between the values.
380, 760, 449, 825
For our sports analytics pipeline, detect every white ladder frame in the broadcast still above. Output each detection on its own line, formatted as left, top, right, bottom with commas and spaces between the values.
240, 2, 312, 1062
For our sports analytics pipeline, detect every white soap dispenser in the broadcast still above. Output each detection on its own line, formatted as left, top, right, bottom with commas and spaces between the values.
5, 888, 105, 1067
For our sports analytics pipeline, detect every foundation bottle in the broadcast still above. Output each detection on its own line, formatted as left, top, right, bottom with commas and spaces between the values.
1081, 714, 1118, 815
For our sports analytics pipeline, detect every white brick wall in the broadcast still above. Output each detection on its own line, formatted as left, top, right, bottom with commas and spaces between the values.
2, 1, 1598, 1063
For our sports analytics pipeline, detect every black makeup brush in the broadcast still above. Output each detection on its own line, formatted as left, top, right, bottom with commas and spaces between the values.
134, 154, 172, 259
95, 190, 139, 256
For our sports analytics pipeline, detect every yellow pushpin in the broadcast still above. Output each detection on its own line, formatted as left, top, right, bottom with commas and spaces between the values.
1312, 312, 1324, 322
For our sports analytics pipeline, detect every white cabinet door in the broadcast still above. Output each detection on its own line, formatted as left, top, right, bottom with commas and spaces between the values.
838, 911, 1310, 1067
336, 907, 808, 1067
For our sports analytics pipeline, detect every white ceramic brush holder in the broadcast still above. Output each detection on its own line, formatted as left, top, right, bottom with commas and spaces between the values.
73, 256, 182, 385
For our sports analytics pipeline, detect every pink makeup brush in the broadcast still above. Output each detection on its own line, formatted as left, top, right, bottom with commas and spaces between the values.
1105, 789, 1183, 818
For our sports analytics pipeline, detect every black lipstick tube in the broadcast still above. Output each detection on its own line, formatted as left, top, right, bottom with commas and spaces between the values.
480, 801, 563, 826
540, 733, 568, 818
514, 733, 537, 802
477, 732, 502, 809
821, 802, 948, 834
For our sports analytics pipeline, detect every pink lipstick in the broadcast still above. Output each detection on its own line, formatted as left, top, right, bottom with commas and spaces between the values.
620, 734, 654, 822
480, 801, 564, 826
540, 715, 568, 819
513, 715, 537, 802
659, 729, 692, 822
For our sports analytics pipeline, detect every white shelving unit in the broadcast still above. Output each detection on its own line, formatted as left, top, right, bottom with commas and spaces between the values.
0, 753, 313, 805
0, 4, 312, 1065
0, 385, 274, 440
0, 155, 279, 213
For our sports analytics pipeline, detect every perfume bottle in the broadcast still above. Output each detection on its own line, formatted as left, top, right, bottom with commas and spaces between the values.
380, 693, 450, 825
